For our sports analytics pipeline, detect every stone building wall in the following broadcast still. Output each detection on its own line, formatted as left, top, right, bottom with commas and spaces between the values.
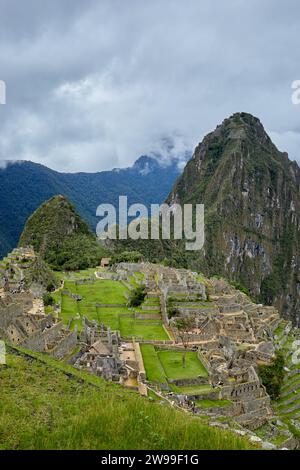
50, 330, 77, 360
22, 329, 47, 352
0, 302, 23, 330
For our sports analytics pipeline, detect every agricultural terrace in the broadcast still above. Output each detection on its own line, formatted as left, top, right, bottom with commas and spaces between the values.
52, 271, 170, 341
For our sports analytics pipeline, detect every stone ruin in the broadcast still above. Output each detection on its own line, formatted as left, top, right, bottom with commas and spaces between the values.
0, 247, 77, 360
110, 262, 283, 430
0, 291, 77, 359
73, 317, 149, 392
74, 318, 127, 382
0, 247, 36, 294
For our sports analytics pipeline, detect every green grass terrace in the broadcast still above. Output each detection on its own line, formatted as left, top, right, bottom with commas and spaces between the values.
52, 272, 170, 341
140, 345, 208, 385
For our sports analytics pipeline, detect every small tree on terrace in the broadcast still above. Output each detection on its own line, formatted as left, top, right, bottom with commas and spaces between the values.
173, 316, 195, 368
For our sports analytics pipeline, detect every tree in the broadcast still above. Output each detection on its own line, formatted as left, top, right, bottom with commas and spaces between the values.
43, 292, 54, 307
46, 282, 56, 292
112, 251, 143, 264
258, 351, 285, 400
173, 316, 195, 368
167, 306, 179, 319
128, 285, 147, 307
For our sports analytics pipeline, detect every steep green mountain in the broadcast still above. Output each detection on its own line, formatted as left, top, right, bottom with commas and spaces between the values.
0, 155, 184, 259
18, 195, 108, 271
113, 113, 300, 322
166, 113, 300, 322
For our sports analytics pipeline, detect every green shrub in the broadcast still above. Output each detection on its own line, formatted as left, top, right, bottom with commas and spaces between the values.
128, 285, 146, 307
167, 306, 179, 319
258, 351, 285, 400
46, 282, 56, 292
112, 251, 143, 264
260, 273, 280, 305
229, 280, 251, 298
43, 293, 55, 307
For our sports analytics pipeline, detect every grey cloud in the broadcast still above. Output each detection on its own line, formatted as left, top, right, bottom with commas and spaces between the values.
0, 0, 300, 172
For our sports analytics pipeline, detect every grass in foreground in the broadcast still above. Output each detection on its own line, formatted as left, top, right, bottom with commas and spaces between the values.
0, 348, 256, 450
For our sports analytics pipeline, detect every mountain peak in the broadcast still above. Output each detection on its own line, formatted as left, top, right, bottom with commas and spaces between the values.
213, 112, 264, 133
192, 112, 276, 167
132, 155, 160, 174
220, 112, 268, 140
167, 113, 300, 321
18, 195, 106, 270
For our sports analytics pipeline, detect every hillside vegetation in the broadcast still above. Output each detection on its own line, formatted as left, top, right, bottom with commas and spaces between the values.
18, 195, 108, 271
0, 347, 255, 450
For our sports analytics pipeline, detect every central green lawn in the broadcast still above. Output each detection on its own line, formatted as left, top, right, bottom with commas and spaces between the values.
76, 279, 128, 304
134, 307, 161, 315
118, 317, 169, 340
133, 322, 169, 341
140, 344, 167, 383
62, 268, 97, 280
96, 307, 132, 330
60, 294, 79, 322
141, 347, 209, 385
158, 351, 208, 380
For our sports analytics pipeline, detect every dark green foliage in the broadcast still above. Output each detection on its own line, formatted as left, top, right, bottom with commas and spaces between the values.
128, 285, 147, 307
229, 281, 251, 298
167, 306, 179, 319
18, 195, 109, 271
260, 273, 280, 305
43, 293, 54, 306
44, 234, 106, 271
46, 282, 56, 292
111, 250, 143, 264
258, 351, 285, 400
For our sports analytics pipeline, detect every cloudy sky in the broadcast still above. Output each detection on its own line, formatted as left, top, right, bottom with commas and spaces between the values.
0, 0, 300, 172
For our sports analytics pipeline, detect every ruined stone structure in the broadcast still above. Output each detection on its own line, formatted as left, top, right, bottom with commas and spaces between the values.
0, 247, 36, 293
0, 291, 77, 359
75, 318, 127, 382
0, 247, 77, 359
111, 262, 282, 430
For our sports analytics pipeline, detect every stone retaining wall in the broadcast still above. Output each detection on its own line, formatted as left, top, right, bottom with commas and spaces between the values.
96, 303, 127, 308
133, 341, 146, 381
168, 376, 209, 387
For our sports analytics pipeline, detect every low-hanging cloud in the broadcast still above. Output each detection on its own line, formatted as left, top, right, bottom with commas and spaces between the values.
0, 0, 300, 172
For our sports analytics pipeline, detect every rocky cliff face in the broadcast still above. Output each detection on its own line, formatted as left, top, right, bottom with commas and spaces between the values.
168, 112, 300, 323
